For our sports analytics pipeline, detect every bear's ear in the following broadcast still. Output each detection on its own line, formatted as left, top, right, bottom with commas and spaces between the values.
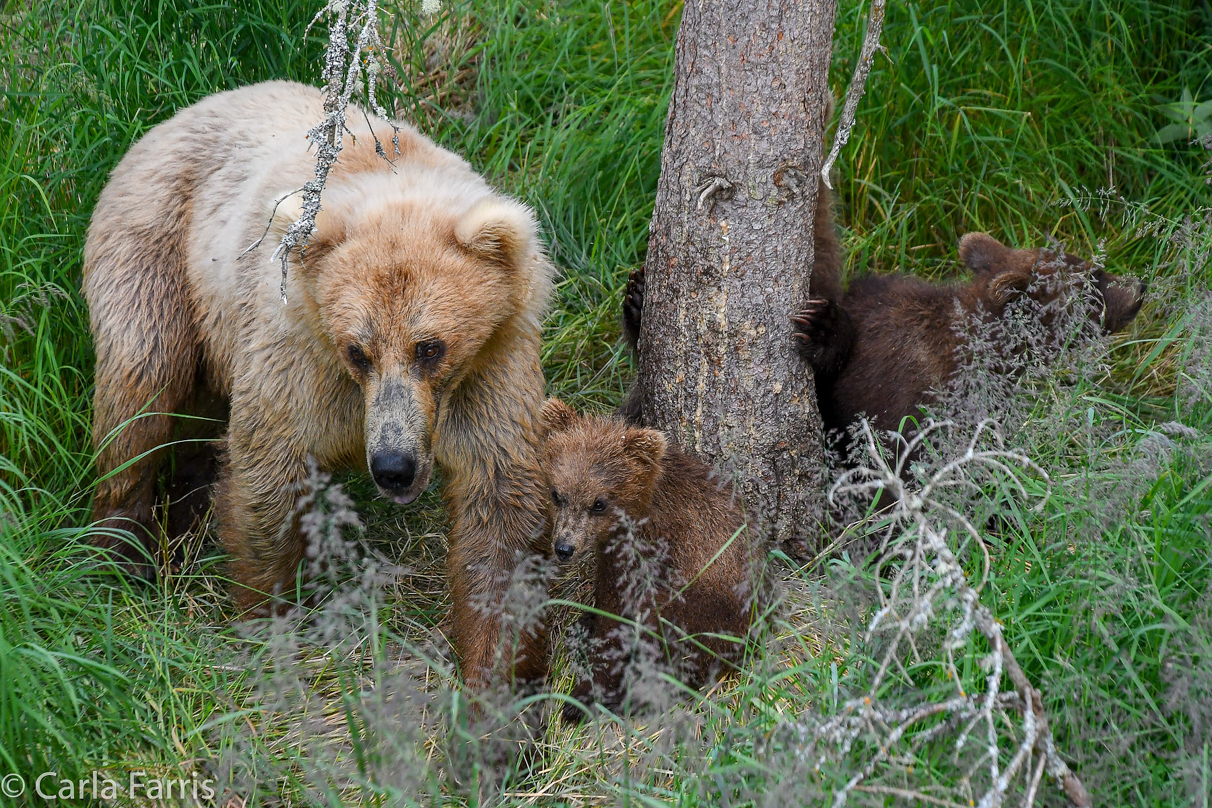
541, 397, 580, 434
266, 191, 304, 238
623, 428, 668, 472
959, 232, 1012, 275
959, 232, 1040, 281
455, 197, 537, 268
265, 191, 343, 268
987, 268, 1033, 305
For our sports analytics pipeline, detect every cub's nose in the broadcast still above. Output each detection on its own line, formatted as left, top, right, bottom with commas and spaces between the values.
371, 452, 416, 491
1137, 280, 1148, 298
554, 540, 576, 562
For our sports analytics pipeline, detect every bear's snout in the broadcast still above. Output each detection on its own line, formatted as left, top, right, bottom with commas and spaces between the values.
364, 375, 435, 505
554, 539, 576, 562
371, 451, 417, 492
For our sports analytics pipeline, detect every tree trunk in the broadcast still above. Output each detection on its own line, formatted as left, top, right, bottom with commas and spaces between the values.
638, 0, 837, 545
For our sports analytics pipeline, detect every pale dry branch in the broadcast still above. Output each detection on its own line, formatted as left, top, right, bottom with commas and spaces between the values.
808, 419, 1090, 807
820, 0, 887, 186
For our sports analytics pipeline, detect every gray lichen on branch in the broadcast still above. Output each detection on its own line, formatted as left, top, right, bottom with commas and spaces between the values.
272, 0, 401, 303
800, 419, 1091, 808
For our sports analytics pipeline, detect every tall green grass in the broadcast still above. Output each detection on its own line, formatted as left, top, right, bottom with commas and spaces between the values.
0, 0, 1209, 804
0, 0, 325, 789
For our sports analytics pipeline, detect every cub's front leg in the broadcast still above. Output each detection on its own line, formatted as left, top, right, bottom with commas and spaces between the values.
617, 269, 647, 425
561, 542, 663, 723
622, 268, 645, 353
561, 610, 631, 724
792, 298, 857, 379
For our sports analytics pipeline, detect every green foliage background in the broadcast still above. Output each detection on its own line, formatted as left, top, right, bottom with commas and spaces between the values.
1, 0, 1210, 804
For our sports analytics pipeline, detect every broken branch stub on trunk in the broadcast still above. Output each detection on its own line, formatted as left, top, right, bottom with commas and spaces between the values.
638, 0, 838, 545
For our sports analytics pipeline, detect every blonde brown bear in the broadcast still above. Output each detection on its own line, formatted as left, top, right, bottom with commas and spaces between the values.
83, 80, 554, 688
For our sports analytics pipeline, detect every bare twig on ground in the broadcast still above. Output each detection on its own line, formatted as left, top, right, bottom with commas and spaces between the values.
809, 419, 1090, 807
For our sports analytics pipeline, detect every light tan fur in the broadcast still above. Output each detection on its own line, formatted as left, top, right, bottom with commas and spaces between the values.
83, 80, 554, 688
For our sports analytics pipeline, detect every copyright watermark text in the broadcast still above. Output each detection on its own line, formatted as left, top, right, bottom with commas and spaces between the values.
1, 770, 216, 801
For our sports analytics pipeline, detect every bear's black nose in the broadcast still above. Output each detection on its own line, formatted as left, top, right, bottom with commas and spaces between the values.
371, 452, 416, 491
554, 540, 576, 561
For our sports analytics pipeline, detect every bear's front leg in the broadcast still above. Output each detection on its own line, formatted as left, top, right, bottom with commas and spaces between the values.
792, 298, 857, 378
443, 477, 551, 692
437, 352, 552, 692
214, 435, 311, 615
561, 611, 635, 724
621, 268, 645, 353
215, 361, 361, 616
616, 269, 647, 425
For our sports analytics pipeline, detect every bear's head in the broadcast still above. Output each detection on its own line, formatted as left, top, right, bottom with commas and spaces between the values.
270, 181, 552, 506
959, 232, 1145, 334
539, 398, 667, 564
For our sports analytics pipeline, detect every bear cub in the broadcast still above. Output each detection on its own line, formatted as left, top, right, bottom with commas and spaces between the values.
791, 231, 1146, 452
539, 399, 757, 722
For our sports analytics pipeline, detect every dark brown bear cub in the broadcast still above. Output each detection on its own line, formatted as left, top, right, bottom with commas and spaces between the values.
539, 399, 756, 722
792, 232, 1146, 451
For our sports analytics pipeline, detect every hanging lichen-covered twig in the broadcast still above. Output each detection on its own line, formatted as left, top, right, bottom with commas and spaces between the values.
820, 0, 887, 187
271, 0, 401, 303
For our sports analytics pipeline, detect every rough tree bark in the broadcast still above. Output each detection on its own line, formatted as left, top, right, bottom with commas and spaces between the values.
638, 0, 838, 544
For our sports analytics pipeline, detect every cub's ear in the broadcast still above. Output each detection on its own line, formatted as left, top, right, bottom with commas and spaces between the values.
265, 191, 343, 268
960, 232, 1041, 281
959, 232, 1012, 275
987, 268, 1033, 305
455, 197, 537, 268
624, 428, 668, 472
541, 397, 580, 434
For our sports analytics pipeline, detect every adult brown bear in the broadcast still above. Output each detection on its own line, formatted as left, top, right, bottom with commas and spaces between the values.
83, 80, 554, 688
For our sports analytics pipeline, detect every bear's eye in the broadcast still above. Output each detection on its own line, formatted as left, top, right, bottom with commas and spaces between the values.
416, 339, 446, 366
551, 488, 562, 505
347, 344, 371, 372
591, 498, 607, 513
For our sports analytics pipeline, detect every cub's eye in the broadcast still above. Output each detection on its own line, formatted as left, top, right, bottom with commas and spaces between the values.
550, 488, 562, 505
347, 344, 371, 372
591, 498, 607, 513
416, 340, 446, 366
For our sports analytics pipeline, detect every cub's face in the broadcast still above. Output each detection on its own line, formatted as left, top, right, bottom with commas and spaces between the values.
539, 399, 667, 564
274, 190, 545, 505
959, 232, 1145, 334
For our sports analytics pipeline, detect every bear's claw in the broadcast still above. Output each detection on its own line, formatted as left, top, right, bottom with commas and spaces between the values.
623, 269, 645, 348
791, 299, 833, 359
792, 298, 856, 377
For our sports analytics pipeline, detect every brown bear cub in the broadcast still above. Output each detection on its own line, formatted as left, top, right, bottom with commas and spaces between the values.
791, 232, 1145, 452
539, 399, 757, 722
